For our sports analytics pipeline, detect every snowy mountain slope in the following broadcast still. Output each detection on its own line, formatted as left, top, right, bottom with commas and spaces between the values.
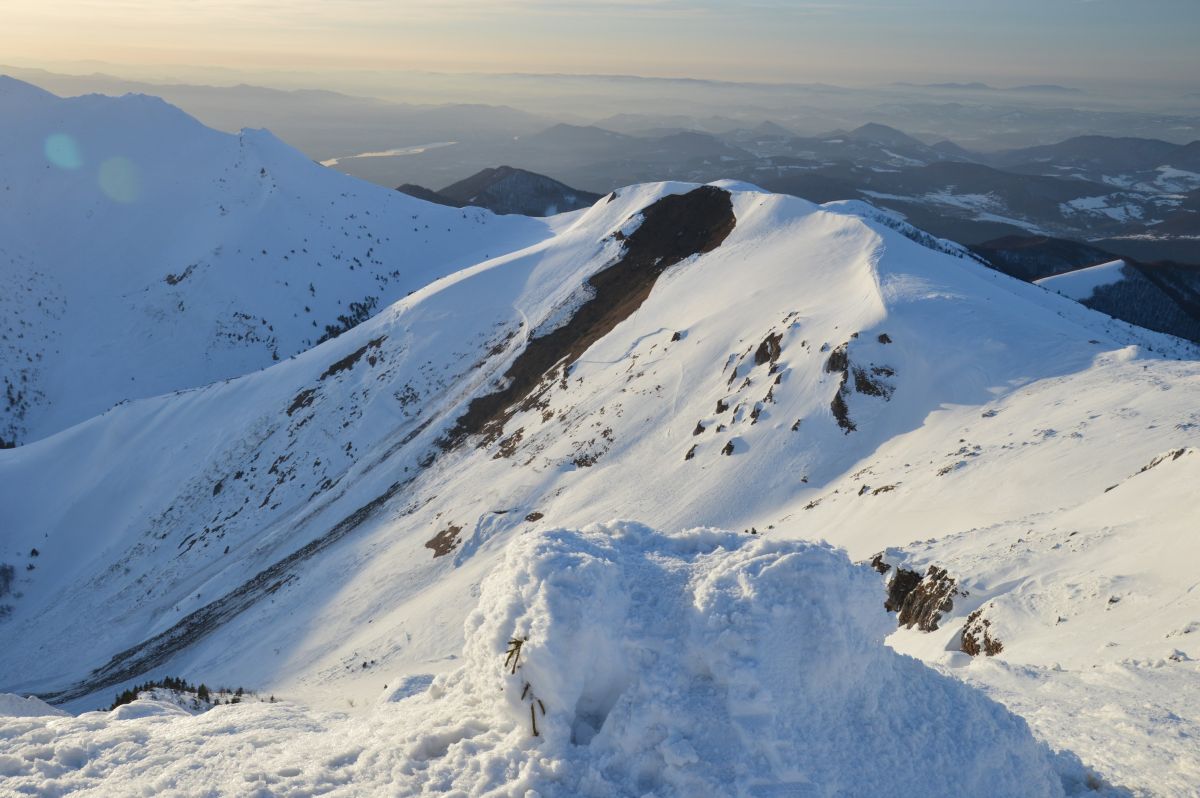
884, 446, 1200, 794
1036, 258, 1129, 300
1035, 259, 1200, 343
2, 116, 1200, 791
0, 76, 551, 445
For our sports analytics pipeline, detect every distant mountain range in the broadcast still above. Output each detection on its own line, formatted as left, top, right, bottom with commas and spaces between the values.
0, 65, 552, 162
893, 81, 1084, 94
357, 118, 1199, 265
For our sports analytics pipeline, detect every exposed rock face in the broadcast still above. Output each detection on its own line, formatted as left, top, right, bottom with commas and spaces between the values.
896, 566, 960, 631
754, 331, 783, 365
824, 341, 894, 433
961, 608, 1004, 656
874, 555, 962, 633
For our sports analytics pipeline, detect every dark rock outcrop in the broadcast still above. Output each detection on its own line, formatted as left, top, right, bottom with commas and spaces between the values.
425, 525, 462, 558
874, 555, 962, 633
961, 608, 1004, 656
440, 186, 736, 451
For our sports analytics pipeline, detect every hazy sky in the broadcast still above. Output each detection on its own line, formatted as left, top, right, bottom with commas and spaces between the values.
4, 0, 1198, 87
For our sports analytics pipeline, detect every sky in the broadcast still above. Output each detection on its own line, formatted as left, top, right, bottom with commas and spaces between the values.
3, 0, 1198, 88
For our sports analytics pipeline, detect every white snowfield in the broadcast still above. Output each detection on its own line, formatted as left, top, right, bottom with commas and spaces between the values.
2, 80, 1199, 796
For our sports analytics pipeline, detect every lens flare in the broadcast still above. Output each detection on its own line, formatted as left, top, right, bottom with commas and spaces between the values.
44, 133, 83, 170
98, 157, 141, 203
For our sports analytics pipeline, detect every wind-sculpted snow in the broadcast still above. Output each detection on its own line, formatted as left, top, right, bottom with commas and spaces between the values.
0, 523, 1082, 797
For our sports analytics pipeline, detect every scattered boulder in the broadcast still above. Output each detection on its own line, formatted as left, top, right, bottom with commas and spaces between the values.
961, 608, 1004, 656
896, 566, 960, 632
875, 556, 961, 632
754, 332, 783, 366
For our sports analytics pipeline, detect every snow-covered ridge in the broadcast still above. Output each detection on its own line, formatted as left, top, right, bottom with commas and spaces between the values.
2, 82, 1200, 794
1035, 259, 1128, 300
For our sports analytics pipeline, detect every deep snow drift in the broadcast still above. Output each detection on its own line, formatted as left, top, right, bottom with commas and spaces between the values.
2, 80, 1199, 795
0, 523, 1083, 797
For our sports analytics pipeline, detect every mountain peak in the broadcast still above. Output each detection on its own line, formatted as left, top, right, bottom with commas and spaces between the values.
433, 165, 602, 216
847, 122, 927, 149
